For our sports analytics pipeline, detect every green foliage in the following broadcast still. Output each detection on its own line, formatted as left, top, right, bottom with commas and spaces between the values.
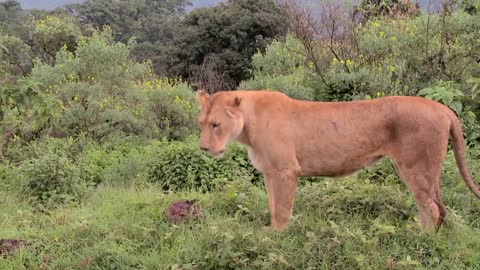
240, 37, 318, 100
20, 152, 93, 207
240, 72, 317, 101
248, 9, 480, 103
0, 77, 62, 156
142, 79, 199, 140
4, 135, 94, 164
79, 135, 158, 186
0, 0, 32, 41
33, 14, 81, 62
462, 0, 480, 15
461, 110, 480, 149
244, 35, 306, 78
163, 0, 288, 88
418, 81, 464, 114
0, 78, 61, 125
31, 29, 149, 138
0, 161, 23, 194
74, 0, 191, 44
148, 138, 261, 192
354, 0, 421, 22
0, 34, 33, 75
28, 27, 198, 140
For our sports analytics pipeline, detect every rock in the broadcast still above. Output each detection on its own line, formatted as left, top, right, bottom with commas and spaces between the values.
165, 199, 201, 224
0, 240, 27, 257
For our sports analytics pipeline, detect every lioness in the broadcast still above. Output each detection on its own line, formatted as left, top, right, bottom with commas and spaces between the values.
196, 90, 480, 231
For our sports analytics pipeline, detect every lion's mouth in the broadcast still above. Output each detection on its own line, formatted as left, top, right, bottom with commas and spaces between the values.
209, 150, 225, 158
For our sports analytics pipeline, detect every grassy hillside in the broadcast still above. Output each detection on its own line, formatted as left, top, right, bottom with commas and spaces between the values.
1, 151, 480, 269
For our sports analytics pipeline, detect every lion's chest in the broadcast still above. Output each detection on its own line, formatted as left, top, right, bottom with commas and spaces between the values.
247, 148, 265, 172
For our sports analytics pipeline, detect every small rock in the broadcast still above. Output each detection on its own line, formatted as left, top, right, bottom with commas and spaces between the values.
165, 199, 201, 224
0, 239, 27, 257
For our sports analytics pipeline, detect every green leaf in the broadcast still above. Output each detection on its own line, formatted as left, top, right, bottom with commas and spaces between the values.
450, 101, 463, 114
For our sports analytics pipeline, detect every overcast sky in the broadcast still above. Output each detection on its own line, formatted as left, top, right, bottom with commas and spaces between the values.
15, 0, 223, 10
13, 0, 442, 14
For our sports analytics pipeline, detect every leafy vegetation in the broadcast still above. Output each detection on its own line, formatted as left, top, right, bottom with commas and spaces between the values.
1, 0, 480, 269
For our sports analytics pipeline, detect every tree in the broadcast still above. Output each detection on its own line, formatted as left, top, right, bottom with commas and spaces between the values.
0, 0, 33, 41
164, 0, 288, 90
73, 0, 191, 44
33, 15, 82, 63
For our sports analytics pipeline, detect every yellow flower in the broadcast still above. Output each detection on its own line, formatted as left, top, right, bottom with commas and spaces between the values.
389, 65, 395, 73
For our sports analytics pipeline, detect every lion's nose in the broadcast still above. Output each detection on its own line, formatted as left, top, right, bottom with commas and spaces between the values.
200, 146, 209, 152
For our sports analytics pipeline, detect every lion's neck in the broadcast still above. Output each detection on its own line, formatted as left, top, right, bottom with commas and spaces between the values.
235, 108, 254, 147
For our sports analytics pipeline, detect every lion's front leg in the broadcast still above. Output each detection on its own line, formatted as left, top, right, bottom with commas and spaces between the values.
263, 170, 299, 231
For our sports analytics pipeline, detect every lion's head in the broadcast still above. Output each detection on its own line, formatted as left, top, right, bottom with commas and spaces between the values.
196, 90, 244, 158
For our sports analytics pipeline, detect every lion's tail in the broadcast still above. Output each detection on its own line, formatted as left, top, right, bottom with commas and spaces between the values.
448, 110, 480, 199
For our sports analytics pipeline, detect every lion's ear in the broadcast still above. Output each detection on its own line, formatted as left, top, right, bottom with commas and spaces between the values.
233, 96, 241, 107
225, 97, 241, 118
196, 90, 210, 109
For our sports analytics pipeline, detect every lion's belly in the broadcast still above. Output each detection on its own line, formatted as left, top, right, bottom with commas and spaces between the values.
297, 148, 384, 177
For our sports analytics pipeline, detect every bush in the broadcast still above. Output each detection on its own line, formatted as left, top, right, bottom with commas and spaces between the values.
20, 152, 94, 206
80, 135, 157, 186
240, 36, 320, 101
29, 28, 153, 139
0, 161, 24, 194
4, 135, 95, 163
33, 14, 81, 62
0, 34, 33, 75
240, 72, 317, 101
148, 138, 261, 192
142, 79, 198, 140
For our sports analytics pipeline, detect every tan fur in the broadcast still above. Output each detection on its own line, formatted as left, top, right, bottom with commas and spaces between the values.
196, 90, 480, 231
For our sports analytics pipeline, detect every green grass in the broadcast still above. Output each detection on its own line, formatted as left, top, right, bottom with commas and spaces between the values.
1, 176, 480, 270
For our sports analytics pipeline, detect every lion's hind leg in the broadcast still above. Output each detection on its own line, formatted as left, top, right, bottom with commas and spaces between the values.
388, 137, 449, 231
394, 164, 445, 231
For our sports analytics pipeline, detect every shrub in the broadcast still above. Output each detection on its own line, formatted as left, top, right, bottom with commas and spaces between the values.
148, 138, 261, 192
20, 152, 94, 206
0, 161, 24, 194
4, 135, 95, 163
33, 14, 81, 62
240, 72, 317, 101
240, 36, 320, 101
141, 79, 198, 140
29, 28, 154, 139
0, 34, 33, 75
80, 135, 157, 186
